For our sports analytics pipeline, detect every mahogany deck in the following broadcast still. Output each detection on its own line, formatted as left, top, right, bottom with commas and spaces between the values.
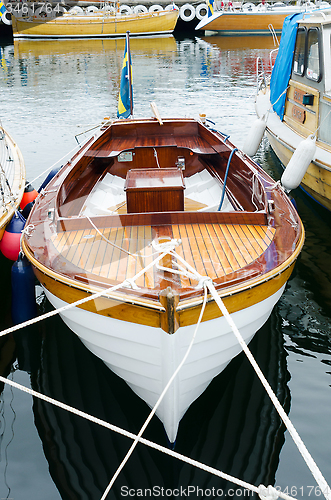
51, 220, 275, 292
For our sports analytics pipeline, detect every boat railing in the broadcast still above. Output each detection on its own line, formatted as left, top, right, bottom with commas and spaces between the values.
268, 23, 280, 47
256, 45, 278, 92
269, 47, 278, 71
256, 56, 267, 92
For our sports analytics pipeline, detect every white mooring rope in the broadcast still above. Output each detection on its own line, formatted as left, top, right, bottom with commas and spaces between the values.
0, 375, 296, 500
100, 284, 209, 500
0, 241, 329, 500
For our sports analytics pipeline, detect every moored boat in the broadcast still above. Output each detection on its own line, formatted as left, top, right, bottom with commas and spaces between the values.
254, 9, 331, 211
0, 125, 26, 244
11, 9, 179, 39
21, 110, 304, 442
195, 2, 329, 35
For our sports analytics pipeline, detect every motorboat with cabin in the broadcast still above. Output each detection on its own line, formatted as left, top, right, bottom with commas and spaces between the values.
254, 9, 331, 211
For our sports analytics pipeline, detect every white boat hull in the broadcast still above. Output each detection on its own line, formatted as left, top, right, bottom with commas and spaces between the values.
43, 285, 285, 442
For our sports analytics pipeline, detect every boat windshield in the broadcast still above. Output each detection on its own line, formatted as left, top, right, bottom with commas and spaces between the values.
306, 28, 321, 82
293, 27, 306, 76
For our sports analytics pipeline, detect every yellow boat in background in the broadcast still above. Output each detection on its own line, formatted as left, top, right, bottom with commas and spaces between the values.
13, 35, 177, 57
12, 9, 179, 39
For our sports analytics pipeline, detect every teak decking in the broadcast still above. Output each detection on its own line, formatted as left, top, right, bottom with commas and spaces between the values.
51, 219, 275, 292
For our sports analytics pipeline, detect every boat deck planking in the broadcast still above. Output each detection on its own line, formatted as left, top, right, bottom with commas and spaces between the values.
50, 220, 275, 294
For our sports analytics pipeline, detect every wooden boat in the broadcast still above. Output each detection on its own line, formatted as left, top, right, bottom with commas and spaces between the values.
255, 9, 331, 211
21, 114, 304, 442
0, 125, 25, 241
11, 9, 179, 39
195, 2, 329, 35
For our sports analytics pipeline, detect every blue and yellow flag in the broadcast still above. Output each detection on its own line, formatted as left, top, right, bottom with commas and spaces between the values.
117, 31, 133, 119
0, 1, 7, 15
207, 0, 214, 17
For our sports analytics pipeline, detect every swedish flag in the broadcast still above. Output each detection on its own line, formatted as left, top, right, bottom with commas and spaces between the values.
117, 31, 133, 119
207, 0, 214, 17
0, 1, 7, 15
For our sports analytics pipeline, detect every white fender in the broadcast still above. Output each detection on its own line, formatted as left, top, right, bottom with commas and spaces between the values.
195, 3, 208, 19
179, 3, 195, 21
242, 116, 267, 157
1, 11, 12, 25
133, 4, 148, 13
281, 135, 316, 191
119, 5, 133, 14
149, 4, 163, 11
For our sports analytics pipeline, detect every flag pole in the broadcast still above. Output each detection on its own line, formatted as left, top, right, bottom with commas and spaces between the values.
126, 31, 133, 117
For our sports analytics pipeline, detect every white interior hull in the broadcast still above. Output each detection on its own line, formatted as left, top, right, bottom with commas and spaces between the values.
43, 285, 285, 442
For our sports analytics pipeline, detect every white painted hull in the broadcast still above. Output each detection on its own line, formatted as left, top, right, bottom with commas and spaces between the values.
43, 285, 285, 442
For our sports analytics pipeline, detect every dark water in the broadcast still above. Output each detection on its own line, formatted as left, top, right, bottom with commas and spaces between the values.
0, 32, 330, 500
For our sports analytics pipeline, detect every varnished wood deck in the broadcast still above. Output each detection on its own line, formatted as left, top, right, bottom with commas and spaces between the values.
51, 220, 275, 291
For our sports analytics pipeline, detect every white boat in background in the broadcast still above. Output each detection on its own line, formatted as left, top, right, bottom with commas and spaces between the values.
254, 9, 331, 210
196, 1, 330, 34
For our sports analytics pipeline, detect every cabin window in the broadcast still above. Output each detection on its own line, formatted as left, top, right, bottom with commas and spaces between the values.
318, 102, 331, 145
293, 28, 306, 76
306, 28, 321, 82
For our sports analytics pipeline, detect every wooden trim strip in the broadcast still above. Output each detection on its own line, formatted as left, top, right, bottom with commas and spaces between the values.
57, 210, 268, 232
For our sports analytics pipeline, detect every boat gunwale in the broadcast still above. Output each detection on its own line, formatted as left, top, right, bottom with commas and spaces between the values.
0, 127, 26, 232
21, 225, 304, 311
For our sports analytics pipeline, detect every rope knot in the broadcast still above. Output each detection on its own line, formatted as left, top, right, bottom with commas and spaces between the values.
152, 237, 181, 253
21, 224, 35, 237
122, 278, 139, 290
258, 485, 280, 500
195, 275, 213, 290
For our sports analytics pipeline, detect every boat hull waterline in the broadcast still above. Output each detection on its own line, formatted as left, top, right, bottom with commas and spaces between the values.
21, 117, 304, 441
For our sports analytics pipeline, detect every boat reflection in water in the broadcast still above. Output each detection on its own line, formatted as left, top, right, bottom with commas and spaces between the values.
13, 36, 177, 58
12, 305, 290, 499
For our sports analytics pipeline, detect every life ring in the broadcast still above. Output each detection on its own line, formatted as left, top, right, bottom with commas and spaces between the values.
1, 11, 11, 25
133, 4, 148, 13
86, 5, 99, 12
119, 4, 133, 14
242, 2, 255, 10
195, 3, 208, 19
34, 6, 55, 17
102, 5, 116, 13
149, 4, 163, 11
179, 3, 195, 21
165, 3, 179, 10
69, 6, 84, 14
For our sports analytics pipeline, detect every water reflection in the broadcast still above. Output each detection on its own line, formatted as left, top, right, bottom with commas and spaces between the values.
20, 306, 289, 500
0, 245, 290, 500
